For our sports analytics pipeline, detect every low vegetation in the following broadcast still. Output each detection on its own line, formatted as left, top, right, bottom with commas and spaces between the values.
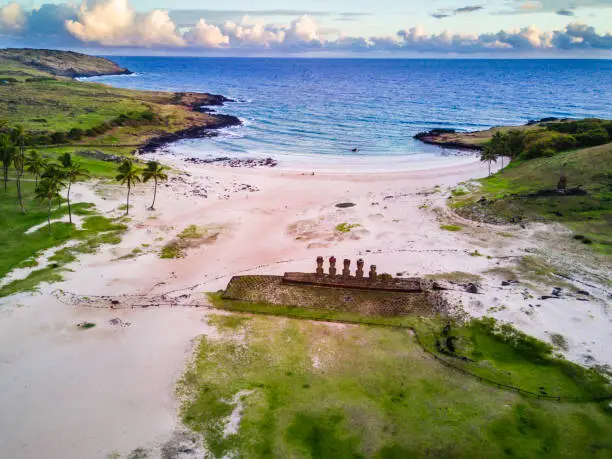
181, 302, 612, 458
335, 222, 361, 233
453, 142, 612, 255
440, 224, 462, 232
160, 224, 221, 259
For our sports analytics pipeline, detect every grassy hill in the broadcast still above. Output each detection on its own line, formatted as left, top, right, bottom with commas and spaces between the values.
451, 142, 612, 254
0, 48, 130, 78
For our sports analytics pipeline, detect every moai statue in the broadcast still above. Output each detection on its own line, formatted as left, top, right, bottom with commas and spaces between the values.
557, 173, 567, 192
356, 259, 365, 279
329, 256, 337, 278
369, 265, 377, 282
342, 259, 351, 279
316, 256, 324, 276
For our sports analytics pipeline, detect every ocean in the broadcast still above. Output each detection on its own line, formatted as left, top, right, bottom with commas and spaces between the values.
88, 57, 612, 168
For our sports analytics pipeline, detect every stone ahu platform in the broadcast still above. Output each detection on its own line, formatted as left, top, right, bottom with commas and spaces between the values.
222, 257, 447, 317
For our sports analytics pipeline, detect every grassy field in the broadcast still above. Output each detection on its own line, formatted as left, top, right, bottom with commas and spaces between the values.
0, 176, 127, 297
451, 143, 612, 255
0, 51, 228, 296
207, 293, 611, 398
180, 310, 612, 458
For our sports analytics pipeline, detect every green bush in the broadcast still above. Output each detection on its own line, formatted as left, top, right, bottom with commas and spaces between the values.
575, 128, 609, 147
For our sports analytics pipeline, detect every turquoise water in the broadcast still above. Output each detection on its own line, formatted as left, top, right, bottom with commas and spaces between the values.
89, 57, 612, 162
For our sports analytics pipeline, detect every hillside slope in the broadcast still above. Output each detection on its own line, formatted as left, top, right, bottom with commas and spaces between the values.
0, 48, 130, 78
451, 143, 612, 254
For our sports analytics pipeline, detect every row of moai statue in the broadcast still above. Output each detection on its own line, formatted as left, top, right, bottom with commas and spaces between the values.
316, 256, 378, 281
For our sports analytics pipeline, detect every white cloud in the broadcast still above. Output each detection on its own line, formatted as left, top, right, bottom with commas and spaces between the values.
0, 2, 26, 33
65, 0, 184, 47
185, 19, 229, 48
222, 16, 285, 47
0, 0, 610, 54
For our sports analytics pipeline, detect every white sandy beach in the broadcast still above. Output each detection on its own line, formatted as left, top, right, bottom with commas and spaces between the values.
0, 153, 610, 458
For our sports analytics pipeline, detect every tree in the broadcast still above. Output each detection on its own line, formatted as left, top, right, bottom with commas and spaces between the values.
506, 130, 525, 160
481, 145, 498, 177
0, 134, 15, 191
35, 170, 66, 234
25, 150, 47, 187
142, 160, 168, 210
488, 131, 511, 171
116, 159, 141, 215
60, 153, 89, 224
11, 125, 26, 213
13, 146, 26, 214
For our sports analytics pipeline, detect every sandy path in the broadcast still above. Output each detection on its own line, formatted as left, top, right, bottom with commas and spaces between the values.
0, 154, 610, 458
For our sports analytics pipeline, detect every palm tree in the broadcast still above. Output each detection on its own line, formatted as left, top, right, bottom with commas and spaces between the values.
13, 146, 26, 214
481, 145, 498, 177
35, 172, 66, 234
142, 161, 168, 210
116, 159, 141, 215
60, 153, 89, 224
25, 150, 47, 187
0, 134, 15, 192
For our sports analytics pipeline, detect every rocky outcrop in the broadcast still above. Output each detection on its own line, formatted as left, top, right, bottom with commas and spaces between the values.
138, 114, 242, 154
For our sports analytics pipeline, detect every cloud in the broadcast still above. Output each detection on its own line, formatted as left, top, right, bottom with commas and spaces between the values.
556, 8, 575, 16
169, 9, 333, 28
184, 19, 229, 48
0, 2, 26, 33
431, 4, 484, 19
500, 0, 612, 15
455, 6, 484, 13
65, 0, 185, 47
0, 0, 610, 55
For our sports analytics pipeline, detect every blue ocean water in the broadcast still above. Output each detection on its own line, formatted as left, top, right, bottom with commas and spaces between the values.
90, 58, 612, 160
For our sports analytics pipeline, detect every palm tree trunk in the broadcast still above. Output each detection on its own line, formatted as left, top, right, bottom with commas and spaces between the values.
3, 165, 7, 191
16, 168, 25, 214
151, 177, 157, 210
47, 197, 52, 234
488, 160, 491, 176
35, 173, 38, 188
67, 179, 72, 224
126, 182, 131, 215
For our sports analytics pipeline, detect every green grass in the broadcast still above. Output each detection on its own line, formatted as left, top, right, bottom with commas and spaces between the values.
0, 178, 127, 297
335, 222, 361, 233
440, 224, 463, 232
180, 307, 612, 458
208, 293, 610, 397
452, 143, 612, 255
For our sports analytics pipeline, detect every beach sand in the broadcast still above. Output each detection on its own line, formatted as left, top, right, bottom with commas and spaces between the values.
0, 153, 610, 458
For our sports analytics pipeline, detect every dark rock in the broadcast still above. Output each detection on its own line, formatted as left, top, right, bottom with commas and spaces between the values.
111, 299, 120, 305
138, 114, 242, 154
540, 295, 560, 300
336, 202, 356, 208
183, 156, 277, 168
552, 287, 562, 297
466, 283, 479, 294
576, 290, 590, 296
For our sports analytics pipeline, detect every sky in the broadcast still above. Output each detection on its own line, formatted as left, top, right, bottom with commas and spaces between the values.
1, 0, 611, 56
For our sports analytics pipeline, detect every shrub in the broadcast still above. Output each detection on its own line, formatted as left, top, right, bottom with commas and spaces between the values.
575, 128, 609, 147
68, 128, 83, 140
50, 131, 67, 144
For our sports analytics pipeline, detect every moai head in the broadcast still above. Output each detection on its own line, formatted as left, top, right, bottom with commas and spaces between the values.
369, 265, 377, 281
342, 259, 351, 278
356, 259, 365, 279
329, 256, 337, 276
316, 256, 324, 275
